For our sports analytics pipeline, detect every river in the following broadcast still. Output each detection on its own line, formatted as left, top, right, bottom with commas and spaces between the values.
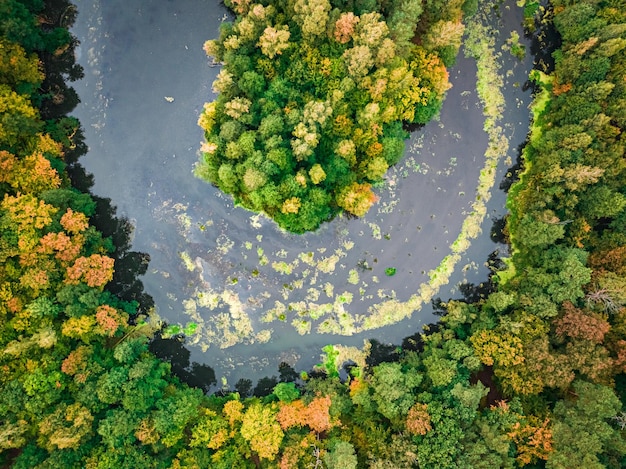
70, 0, 534, 389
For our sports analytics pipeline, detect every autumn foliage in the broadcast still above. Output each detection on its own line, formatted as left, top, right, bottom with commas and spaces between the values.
277, 395, 333, 433
3, 1, 626, 468
406, 403, 432, 436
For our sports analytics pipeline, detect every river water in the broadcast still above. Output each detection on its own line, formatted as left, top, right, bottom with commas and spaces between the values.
71, 0, 534, 388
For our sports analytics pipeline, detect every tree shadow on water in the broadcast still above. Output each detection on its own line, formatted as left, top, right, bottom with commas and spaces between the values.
149, 334, 217, 394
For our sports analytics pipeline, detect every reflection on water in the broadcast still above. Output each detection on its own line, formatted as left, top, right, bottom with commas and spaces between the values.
71, 0, 534, 387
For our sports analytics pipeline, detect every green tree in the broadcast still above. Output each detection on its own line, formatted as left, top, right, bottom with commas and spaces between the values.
273, 381, 300, 403
547, 380, 626, 469
324, 440, 358, 469
152, 387, 204, 447
370, 362, 422, 421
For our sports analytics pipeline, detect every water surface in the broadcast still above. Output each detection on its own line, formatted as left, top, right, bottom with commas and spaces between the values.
71, 0, 534, 387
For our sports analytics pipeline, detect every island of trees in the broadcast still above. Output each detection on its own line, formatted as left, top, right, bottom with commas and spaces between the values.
196, 0, 469, 232
1, 0, 626, 468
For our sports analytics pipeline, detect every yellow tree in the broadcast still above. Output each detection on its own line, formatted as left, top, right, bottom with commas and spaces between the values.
240, 402, 284, 461
336, 182, 377, 217
258, 26, 291, 59
0, 38, 42, 92
0, 84, 40, 149
37, 403, 94, 451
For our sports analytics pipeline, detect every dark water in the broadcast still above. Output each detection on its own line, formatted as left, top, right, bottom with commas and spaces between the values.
71, 0, 534, 389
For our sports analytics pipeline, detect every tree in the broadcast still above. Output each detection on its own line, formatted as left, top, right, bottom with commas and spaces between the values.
258, 26, 290, 59
334, 12, 359, 44
152, 387, 204, 448
65, 254, 115, 288
0, 38, 42, 94
553, 2, 605, 44
304, 395, 333, 433
554, 302, 610, 344
0, 84, 40, 150
0, 0, 44, 52
38, 403, 93, 451
240, 402, 284, 460
515, 213, 565, 249
324, 440, 358, 469
507, 417, 553, 466
580, 185, 626, 220
293, 0, 331, 40
406, 403, 432, 435
273, 382, 300, 403
370, 362, 422, 420
336, 182, 377, 217
547, 380, 626, 469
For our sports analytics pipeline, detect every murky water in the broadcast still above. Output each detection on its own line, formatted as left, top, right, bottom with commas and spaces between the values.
71, 0, 534, 387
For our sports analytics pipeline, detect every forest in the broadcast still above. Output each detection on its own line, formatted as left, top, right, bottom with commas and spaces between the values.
1, 0, 626, 468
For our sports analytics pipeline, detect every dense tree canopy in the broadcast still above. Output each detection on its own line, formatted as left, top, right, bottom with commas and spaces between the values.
2, 0, 626, 468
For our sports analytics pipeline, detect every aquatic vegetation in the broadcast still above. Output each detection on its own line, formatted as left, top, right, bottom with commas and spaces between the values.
506, 30, 526, 59
347, 269, 359, 285
154, 0, 515, 352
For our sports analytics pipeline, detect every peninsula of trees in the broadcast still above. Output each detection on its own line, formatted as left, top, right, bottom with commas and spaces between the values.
196, 0, 468, 232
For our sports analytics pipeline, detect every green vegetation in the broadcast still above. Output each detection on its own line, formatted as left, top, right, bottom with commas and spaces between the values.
196, 0, 466, 232
2, 0, 626, 468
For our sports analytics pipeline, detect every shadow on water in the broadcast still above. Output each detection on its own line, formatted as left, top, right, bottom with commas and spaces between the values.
89, 196, 155, 315
499, 141, 527, 193
366, 339, 401, 368
490, 216, 508, 244
38, 2, 84, 120
527, 1, 561, 74
66, 0, 552, 391
41, 0, 220, 391
149, 334, 217, 393
232, 362, 298, 397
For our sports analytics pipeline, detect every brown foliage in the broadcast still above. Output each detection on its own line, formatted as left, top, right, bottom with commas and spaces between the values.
589, 246, 626, 275
554, 302, 610, 343
564, 339, 614, 383
38, 232, 81, 264
552, 80, 572, 96
406, 403, 432, 436
334, 12, 359, 44
60, 209, 89, 234
135, 418, 159, 445
304, 395, 332, 433
612, 340, 626, 373
61, 345, 91, 376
